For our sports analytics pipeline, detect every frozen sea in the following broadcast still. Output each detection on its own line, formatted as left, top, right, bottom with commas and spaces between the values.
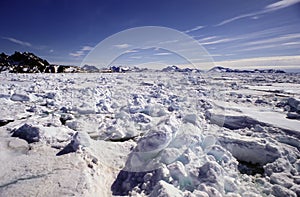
0, 71, 300, 197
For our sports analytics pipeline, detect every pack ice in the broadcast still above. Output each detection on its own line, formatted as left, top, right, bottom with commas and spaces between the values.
0, 71, 300, 197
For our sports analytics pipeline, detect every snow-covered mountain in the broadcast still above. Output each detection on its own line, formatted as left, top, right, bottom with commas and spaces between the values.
162, 65, 202, 72
81, 64, 100, 72
209, 66, 285, 73
161, 65, 181, 72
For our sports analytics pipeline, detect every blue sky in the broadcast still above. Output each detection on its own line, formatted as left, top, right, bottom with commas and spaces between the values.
1, 0, 300, 70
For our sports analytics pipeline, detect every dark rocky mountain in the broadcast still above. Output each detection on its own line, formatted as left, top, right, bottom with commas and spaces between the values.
208, 66, 285, 73
0, 51, 81, 73
110, 66, 130, 73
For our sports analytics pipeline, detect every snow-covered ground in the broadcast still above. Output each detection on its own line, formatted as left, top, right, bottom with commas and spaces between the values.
0, 71, 299, 196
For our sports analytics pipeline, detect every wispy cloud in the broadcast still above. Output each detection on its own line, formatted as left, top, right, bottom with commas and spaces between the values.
184, 26, 205, 33
216, 0, 300, 26
200, 38, 236, 45
197, 36, 219, 42
242, 33, 300, 46
158, 39, 178, 45
239, 44, 280, 52
130, 56, 142, 59
2, 37, 32, 47
214, 55, 300, 70
113, 43, 131, 49
81, 46, 94, 51
216, 13, 256, 27
69, 45, 94, 57
125, 49, 139, 53
69, 51, 84, 57
282, 41, 300, 45
266, 0, 300, 11
202, 25, 300, 53
154, 52, 172, 56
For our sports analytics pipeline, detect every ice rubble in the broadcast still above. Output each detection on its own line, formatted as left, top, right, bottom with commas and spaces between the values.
0, 72, 300, 196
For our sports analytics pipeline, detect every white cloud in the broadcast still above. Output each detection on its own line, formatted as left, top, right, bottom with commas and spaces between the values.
113, 43, 131, 49
197, 36, 218, 42
81, 46, 94, 51
49, 49, 54, 53
69, 45, 94, 57
2, 37, 32, 47
216, 13, 256, 27
216, 0, 300, 26
266, 0, 300, 11
125, 49, 139, 53
69, 51, 84, 57
200, 38, 235, 45
154, 52, 172, 56
282, 41, 300, 45
184, 26, 205, 33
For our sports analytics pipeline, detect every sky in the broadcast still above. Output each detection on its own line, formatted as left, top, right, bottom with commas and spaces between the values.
1, 0, 300, 71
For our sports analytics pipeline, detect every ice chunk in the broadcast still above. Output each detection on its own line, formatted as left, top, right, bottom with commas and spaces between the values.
160, 148, 182, 164
11, 124, 40, 143
132, 113, 151, 123
198, 161, 224, 192
135, 126, 173, 153
192, 190, 209, 197
171, 123, 202, 149
219, 135, 280, 165
201, 135, 216, 150
197, 184, 222, 197
270, 173, 294, 188
183, 114, 200, 126
264, 157, 292, 176
206, 145, 227, 161
207, 113, 267, 130
10, 93, 30, 102
141, 104, 167, 117
149, 180, 184, 197
224, 176, 238, 192
287, 97, 300, 112
167, 161, 187, 186
72, 131, 91, 148
56, 131, 91, 156
8, 138, 29, 154
271, 185, 297, 197
287, 112, 300, 120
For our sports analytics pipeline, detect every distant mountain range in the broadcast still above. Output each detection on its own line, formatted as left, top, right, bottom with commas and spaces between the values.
208, 66, 285, 73
0, 52, 286, 74
161, 65, 285, 73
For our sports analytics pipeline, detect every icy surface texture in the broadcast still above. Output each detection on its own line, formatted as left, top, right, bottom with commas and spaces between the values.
0, 72, 299, 196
